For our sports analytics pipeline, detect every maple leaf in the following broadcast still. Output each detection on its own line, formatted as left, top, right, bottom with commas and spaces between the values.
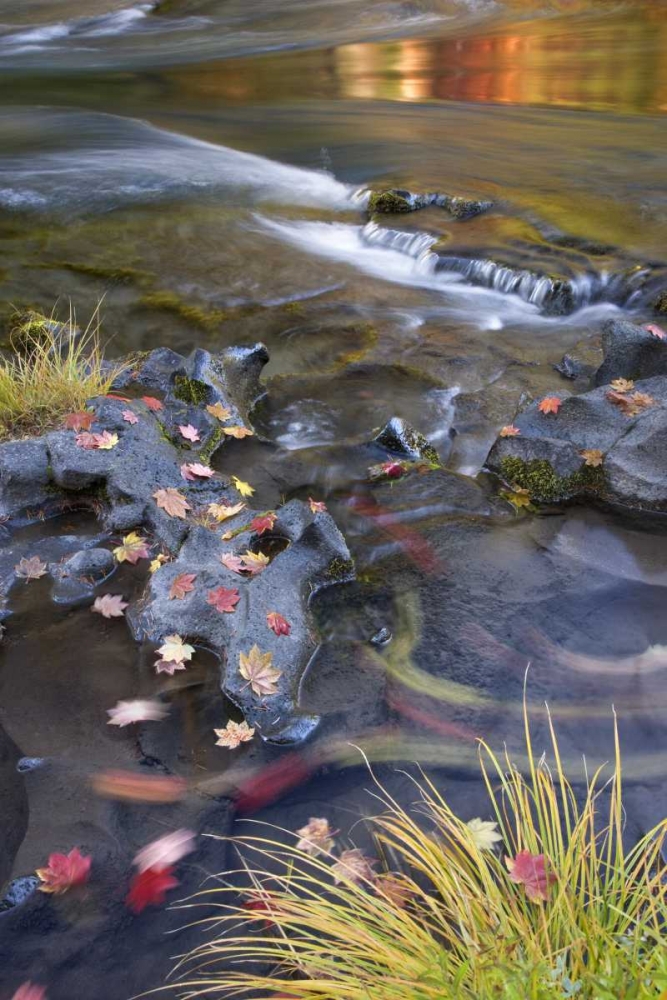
207, 586, 240, 613
113, 531, 150, 564
631, 391, 655, 410
107, 699, 168, 726
250, 512, 277, 535
502, 488, 533, 512
92, 594, 128, 618
208, 501, 245, 522
214, 719, 255, 749
179, 423, 200, 443
75, 431, 99, 450
169, 572, 197, 600
206, 402, 231, 421
153, 487, 191, 519
133, 829, 196, 873
266, 611, 291, 636
63, 410, 93, 431
242, 891, 279, 928
240, 549, 270, 575
157, 634, 195, 664
91, 770, 186, 803
239, 645, 282, 697
295, 817, 334, 856
223, 425, 254, 438
126, 865, 179, 913
580, 449, 604, 468
141, 395, 163, 411
15, 555, 47, 580
154, 658, 187, 676
610, 378, 634, 393
607, 389, 656, 417
122, 409, 139, 425
36, 847, 91, 894
381, 460, 406, 479
221, 552, 245, 574
10, 982, 47, 1000
308, 497, 327, 513
374, 873, 417, 908
506, 849, 556, 902
232, 475, 255, 497
149, 553, 169, 573
645, 323, 667, 340
98, 431, 119, 450
332, 848, 377, 886
466, 817, 502, 852
180, 462, 214, 481
538, 396, 561, 414
499, 425, 520, 438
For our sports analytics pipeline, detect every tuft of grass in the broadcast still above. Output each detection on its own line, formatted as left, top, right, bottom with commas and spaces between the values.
0, 304, 128, 440
169, 702, 666, 999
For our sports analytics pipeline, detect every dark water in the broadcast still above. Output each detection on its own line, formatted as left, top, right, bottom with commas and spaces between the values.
1, 0, 666, 993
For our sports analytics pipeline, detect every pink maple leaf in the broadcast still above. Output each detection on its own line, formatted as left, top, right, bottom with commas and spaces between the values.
36, 847, 91, 894
505, 849, 556, 901
180, 462, 214, 481
122, 409, 139, 425
179, 424, 200, 443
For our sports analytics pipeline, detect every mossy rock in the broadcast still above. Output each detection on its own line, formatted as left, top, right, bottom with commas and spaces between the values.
368, 190, 413, 214
653, 290, 667, 315
173, 375, 210, 406
499, 456, 605, 504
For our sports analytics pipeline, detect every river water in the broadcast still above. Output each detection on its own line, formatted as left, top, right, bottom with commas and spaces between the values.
0, 0, 666, 993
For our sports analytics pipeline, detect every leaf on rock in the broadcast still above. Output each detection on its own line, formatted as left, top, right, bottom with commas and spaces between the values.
223, 425, 253, 438
250, 512, 277, 535
206, 402, 231, 421
499, 425, 520, 438
221, 552, 245, 574
63, 410, 93, 431
180, 462, 213, 481
141, 395, 163, 411
266, 611, 291, 636
645, 323, 667, 340
631, 391, 656, 410
232, 475, 255, 497
122, 409, 139, 425
107, 699, 168, 726
214, 719, 255, 749
126, 865, 179, 913
240, 549, 270, 575
113, 531, 150, 564
153, 487, 191, 519
169, 572, 197, 600
156, 634, 195, 664
133, 829, 196, 873
610, 378, 634, 393
308, 497, 327, 513
239, 645, 282, 697
580, 449, 604, 467
92, 594, 128, 618
207, 586, 240, 613
179, 424, 200, 443
606, 389, 656, 417
505, 849, 556, 902
36, 847, 91, 894
91, 770, 186, 803
15, 555, 48, 580
208, 501, 245, 522
538, 397, 561, 415
75, 430, 118, 450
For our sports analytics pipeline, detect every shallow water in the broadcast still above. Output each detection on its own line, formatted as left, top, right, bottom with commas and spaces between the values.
1, 0, 666, 993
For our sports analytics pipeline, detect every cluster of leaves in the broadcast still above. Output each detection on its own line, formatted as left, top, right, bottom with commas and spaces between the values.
174, 709, 667, 1000
605, 377, 656, 417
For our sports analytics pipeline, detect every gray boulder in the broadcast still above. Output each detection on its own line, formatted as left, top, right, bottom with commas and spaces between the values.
0, 439, 52, 520
594, 318, 667, 386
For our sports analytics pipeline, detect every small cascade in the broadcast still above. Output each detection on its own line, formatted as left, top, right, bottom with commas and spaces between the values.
360, 221, 439, 271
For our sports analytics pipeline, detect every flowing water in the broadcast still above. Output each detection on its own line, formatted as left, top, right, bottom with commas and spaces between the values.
1, 0, 667, 993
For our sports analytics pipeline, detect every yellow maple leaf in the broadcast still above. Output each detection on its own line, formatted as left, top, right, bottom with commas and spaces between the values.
609, 378, 634, 393
214, 719, 255, 749
502, 488, 533, 512
206, 402, 232, 422
207, 501, 245, 522
240, 549, 269, 574
580, 449, 604, 467
149, 553, 169, 574
239, 645, 282, 697
113, 531, 150, 564
232, 475, 255, 498
223, 426, 254, 439
156, 634, 195, 665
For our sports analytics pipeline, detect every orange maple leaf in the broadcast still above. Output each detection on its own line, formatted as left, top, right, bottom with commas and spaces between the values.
538, 397, 561, 415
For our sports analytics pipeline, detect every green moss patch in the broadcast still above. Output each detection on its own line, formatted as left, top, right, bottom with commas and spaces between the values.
499, 456, 605, 504
173, 375, 210, 405
368, 191, 412, 214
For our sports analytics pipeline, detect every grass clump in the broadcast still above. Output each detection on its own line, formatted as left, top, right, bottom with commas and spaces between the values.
172, 704, 666, 999
0, 305, 127, 440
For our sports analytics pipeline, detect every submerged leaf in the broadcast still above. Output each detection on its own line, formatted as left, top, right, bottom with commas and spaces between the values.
126, 866, 179, 913
92, 594, 128, 618
232, 475, 255, 497
295, 817, 335, 856
91, 770, 186, 803
153, 487, 191, 519
133, 829, 196, 873
15, 555, 48, 580
154, 659, 187, 676
214, 719, 255, 749
207, 586, 240, 614
169, 572, 197, 600
113, 531, 150, 564
332, 848, 377, 886
36, 847, 91, 894
239, 645, 282, 697
107, 699, 168, 727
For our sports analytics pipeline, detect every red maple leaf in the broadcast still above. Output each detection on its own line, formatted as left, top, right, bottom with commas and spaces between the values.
141, 395, 164, 411
36, 847, 91, 894
206, 586, 240, 613
266, 611, 291, 636
505, 849, 556, 901
63, 410, 94, 432
538, 397, 561, 415
242, 893, 278, 929
125, 865, 179, 913
645, 323, 667, 340
250, 512, 277, 535
381, 461, 406, 479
